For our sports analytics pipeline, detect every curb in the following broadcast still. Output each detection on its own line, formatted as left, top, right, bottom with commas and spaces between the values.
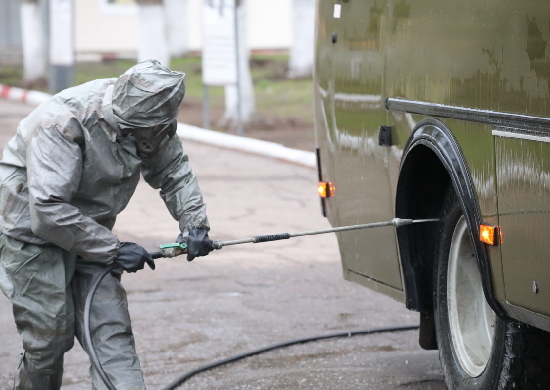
0, 83, 316, 169
176, 124, 316, 168
0, 84, 52, 106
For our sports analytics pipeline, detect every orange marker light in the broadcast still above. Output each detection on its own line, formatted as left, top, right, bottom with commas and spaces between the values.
317, 183, 327, 197
318, 182, 335, 198
480, 224, 500, 246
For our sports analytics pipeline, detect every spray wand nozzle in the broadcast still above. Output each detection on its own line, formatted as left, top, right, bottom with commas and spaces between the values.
151, 217, 439, 258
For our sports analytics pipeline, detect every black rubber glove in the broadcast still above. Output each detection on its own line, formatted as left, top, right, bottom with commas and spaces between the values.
177, 228, 214, 261
115, 242, 155, 273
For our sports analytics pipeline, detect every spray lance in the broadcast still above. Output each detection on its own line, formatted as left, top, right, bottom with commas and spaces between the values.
84, 217, 438, 390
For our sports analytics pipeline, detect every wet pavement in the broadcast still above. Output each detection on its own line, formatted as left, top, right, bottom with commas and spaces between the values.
0, 98, 446, 389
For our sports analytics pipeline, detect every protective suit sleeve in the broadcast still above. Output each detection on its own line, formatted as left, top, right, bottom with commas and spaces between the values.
26, 122, 120, 264
141, 136, 209, 232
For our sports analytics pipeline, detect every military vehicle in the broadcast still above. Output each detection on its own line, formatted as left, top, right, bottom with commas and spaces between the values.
314, 1, 550, 388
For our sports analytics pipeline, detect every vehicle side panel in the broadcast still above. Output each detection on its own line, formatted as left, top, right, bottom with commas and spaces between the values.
384, 0, 550, 319
315, 0, 404, 297
315, 0, 550, 320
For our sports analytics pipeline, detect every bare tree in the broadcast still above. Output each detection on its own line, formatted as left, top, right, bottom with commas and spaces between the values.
136, 0, 170, 66
20, 0, 46, 81
288, 0, 315, 78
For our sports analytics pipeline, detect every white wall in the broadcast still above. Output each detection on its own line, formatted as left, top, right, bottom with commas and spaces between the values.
247, 1, 292, 50
75, 0, 292, 58
186, 0, 203, 51
76, 0, 139, 58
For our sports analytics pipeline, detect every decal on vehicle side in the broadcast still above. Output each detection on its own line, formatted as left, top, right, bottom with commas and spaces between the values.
333, 4, 341, 18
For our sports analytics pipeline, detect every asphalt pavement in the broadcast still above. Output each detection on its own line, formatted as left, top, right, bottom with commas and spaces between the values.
0, 98, 445, 389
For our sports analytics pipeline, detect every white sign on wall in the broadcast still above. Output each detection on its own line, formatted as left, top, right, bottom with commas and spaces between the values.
202, 0, 237, 86
49, 0, 74, 66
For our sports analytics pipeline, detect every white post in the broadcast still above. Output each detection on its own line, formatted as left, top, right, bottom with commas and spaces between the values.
20, 0, 46, 81
288, 0, 315, 78
49, 0, 75, 93
221, 1, 255, 127
136, 0, 170, 66
164, 0, 189, 58
233, 1, 243, 135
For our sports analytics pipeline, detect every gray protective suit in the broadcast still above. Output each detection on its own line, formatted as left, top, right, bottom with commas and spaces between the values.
0, 60, 209, 389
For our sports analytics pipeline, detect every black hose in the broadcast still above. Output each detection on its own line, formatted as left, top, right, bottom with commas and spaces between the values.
85, 267, 419, 390
83, 265, 118, 390
161, 324, 419, 390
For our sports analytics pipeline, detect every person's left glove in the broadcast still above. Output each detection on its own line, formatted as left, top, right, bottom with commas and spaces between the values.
115, 242, 156, 273
176, 228, 214, 261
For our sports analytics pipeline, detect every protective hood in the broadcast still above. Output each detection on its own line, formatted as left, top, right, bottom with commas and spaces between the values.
112, 60, 186, 129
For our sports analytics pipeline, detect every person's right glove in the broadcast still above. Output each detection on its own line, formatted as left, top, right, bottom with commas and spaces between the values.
177, 228, 214, 261
114, 242, 155, 273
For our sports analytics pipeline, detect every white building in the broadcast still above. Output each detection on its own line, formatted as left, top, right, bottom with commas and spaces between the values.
76, 0, 293, 61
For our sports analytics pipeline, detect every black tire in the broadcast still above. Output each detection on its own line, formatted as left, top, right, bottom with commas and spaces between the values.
434, 190, 550, 390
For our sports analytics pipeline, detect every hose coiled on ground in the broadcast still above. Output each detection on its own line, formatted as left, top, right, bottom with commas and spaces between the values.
161, 324, 419, 390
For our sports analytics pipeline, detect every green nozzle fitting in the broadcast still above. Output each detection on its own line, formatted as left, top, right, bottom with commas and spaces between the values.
159, 242, 187, 258
159, 242, 187, 250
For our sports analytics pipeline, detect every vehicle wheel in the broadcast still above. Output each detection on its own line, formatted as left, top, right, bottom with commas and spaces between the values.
434, 191, 550, 390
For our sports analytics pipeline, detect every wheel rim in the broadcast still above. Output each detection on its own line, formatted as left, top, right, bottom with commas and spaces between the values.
447, 216, 495, 377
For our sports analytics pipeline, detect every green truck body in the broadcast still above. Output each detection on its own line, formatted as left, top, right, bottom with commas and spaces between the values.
316, 0, 550, 327
314, 2, 550, 387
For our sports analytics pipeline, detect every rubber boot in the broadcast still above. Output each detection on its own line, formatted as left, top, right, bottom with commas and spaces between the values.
14, 352, 64, 390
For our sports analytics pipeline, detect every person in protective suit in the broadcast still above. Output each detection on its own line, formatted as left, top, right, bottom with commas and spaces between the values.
0, 60, 214, 390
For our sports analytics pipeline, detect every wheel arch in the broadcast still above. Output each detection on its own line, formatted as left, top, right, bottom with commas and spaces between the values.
395, 118, 506, 320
